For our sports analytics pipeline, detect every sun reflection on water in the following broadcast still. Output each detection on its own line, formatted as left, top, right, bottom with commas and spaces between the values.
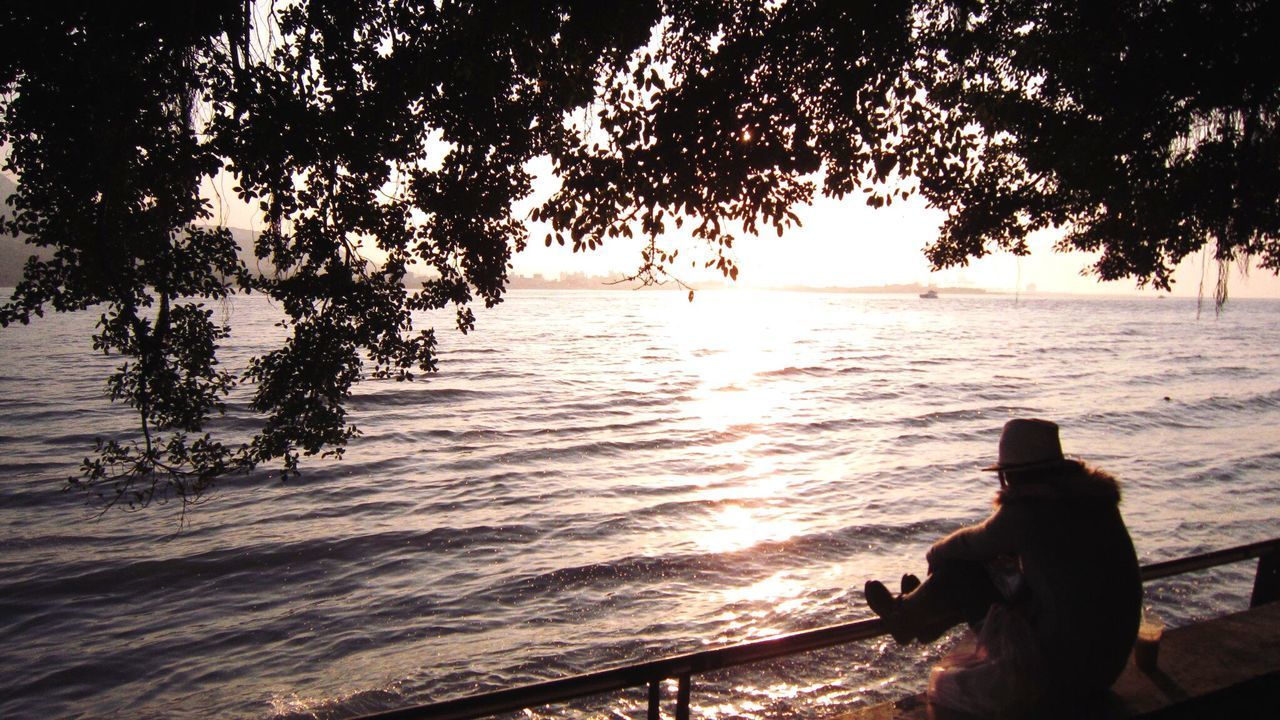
664, 291, 824, 558
693, 504, 804, 555
629, 293, 875, 718
668, 290, 818, 432
723, 571, 807, 605
710, 571, 812, 640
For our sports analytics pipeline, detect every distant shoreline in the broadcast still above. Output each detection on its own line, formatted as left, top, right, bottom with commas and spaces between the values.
500, 278, 1248, 300
503, 273, 993, 295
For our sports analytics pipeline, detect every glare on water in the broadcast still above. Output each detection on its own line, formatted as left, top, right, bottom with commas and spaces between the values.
670, 291, 816, 430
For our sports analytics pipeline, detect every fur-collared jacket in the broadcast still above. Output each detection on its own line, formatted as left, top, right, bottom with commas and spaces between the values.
926, 464, 1142, 697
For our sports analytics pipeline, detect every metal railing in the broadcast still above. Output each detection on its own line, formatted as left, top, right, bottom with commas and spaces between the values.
356, 536, 1280, 720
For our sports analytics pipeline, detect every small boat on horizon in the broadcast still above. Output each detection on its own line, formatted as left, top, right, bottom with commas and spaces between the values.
919, 289, 938, 299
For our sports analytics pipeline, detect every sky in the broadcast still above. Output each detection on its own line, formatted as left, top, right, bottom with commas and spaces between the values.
511, 186, 1280, 299
202, 166, 1280, 299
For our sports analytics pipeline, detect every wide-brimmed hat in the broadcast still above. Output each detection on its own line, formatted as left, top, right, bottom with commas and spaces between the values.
983, 418, 1069, 472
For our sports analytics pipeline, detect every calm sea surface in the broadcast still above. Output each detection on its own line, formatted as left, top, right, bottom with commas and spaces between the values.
1, 290, 1278, 719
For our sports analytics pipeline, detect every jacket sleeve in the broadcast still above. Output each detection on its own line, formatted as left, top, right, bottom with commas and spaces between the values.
926, 504, 1023, 569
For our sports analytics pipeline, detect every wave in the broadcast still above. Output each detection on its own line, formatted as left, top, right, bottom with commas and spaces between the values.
3, 524, 549, 604
454, 516, 957, 612
347, 386, 496, 409
757, 364, 870, 379
1082, 387, 1280, 431
271, 685, 406, 720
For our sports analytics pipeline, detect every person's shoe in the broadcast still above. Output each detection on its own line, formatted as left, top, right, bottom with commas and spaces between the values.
864, 580, 913, 643
901, 573, 921, 595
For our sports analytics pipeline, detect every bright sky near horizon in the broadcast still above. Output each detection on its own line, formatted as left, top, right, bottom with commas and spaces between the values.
198, 167, 1280, 300
510, 181, 1280, 299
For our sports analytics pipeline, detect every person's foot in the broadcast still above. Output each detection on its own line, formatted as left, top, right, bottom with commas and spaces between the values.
864, 579, 895, 615
901, 573, 921, 595
864, 580, 913, 643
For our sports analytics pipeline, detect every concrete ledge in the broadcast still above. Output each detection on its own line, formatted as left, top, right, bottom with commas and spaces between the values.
836, 600, 1280, 719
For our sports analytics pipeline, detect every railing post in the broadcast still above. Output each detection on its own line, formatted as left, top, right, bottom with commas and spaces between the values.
647, 678, 661, 720
675, 674, 691, 720
1250, 548, 1280, 607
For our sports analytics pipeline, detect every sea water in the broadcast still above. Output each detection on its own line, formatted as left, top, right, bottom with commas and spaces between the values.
1, 290, 1277, 719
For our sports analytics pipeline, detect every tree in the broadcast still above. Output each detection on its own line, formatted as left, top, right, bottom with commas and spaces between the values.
2, 1, 1276, 511
910, 0, 1280, 301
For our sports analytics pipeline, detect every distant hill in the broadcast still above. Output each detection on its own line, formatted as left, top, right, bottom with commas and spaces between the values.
0, 174, 45, 287
0, 175, 268, 288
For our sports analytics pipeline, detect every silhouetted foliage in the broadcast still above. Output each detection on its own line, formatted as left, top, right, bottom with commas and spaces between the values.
910, 1, 1280, 297
1, 1, 1276, 510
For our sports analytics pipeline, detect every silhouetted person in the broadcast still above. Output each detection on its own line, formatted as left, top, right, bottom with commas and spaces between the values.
864, 419, 1142, 717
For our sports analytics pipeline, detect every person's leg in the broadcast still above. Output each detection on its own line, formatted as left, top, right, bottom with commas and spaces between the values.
865, 559, 1002, 643
911, 558, 1004, 639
